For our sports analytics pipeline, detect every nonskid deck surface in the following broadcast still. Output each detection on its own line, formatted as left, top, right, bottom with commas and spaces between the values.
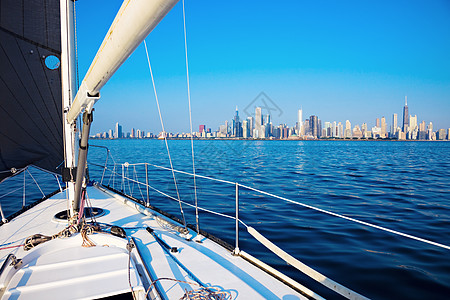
0, 185, 308, 299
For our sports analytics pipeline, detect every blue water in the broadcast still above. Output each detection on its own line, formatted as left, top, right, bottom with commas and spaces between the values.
2, 140, 450, 299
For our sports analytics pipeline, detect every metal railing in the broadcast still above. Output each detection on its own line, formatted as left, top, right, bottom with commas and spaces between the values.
0, 166, 63, 224
87, 145, 450, 300
88, 148, 370, 299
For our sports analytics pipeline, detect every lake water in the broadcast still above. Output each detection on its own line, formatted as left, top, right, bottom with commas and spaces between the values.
2, 140, 450, 299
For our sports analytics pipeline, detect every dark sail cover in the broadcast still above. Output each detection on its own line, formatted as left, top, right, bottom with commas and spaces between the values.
0, 0, 63, 182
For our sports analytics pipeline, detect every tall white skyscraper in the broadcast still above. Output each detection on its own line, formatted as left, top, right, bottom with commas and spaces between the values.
344, 120, 352, 138
381, 117, 387, 138
391, 113, 398, 136
409, 115, 417, 131
114, 122, 122, 139
242, 120, 249, 138
255, 107, 262, 138
297, 108, 302, 135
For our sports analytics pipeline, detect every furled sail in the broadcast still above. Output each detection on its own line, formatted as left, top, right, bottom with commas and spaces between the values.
0, 0, 63, 182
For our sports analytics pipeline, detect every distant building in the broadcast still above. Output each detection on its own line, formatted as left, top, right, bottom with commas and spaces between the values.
199, 125, 206, 134
332, 121, 337, 138
409, 115, 418, 139
402, 96, 409, 133
297, 108, 303, 136
114, 122, 122, 139
218, 124, 227, 137
344, 120, 352, 138
242, 120, 249, 138
352, 125, 363, 138
418, 121, 427, 140
255, 107, 262, 138
381, 117, 387, 138
391, 113, 398, 137
362, 123, 370, 138
372, 126, 381, 138
437, 129, 446, 140
232, 107, 242, 137
338, 122, 343, 138
247, 117, 254, 137
323, 122, 332, 137
309, 115, 319, 138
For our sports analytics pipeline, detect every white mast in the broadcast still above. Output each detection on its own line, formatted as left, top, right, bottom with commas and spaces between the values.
66, 0, 179, 217
60, 0, 77, 216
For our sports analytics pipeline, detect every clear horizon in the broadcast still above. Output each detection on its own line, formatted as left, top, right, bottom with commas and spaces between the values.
76, 0, 450, 134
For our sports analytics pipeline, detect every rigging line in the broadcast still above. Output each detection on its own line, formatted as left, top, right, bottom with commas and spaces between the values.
182, 0, 199, 234
23, 170, 26, 207
134, 166, 145, 201
54, 174, 63, 192
73, 0, 80, 90
143, 39, 187, 229
239, 183, 450, 251
26, 169, 45, 198
127, 166, 133, 196
122, 174, 237, 223
0, 183, 33, 200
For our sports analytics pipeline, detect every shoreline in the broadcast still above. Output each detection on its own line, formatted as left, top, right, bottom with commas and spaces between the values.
90, 137, 449, 142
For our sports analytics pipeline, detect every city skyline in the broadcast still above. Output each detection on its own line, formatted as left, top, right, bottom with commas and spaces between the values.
94, 98, 449, 141
76, 1, 450, 135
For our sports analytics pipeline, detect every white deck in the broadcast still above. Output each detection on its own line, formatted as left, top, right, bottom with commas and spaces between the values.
0, 185, 309, 299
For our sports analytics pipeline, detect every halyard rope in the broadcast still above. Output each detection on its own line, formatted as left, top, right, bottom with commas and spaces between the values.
143, 39, 187, 230
182, 0, 200, 234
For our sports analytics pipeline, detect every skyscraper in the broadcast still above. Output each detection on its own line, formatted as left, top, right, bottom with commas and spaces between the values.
362, 123, 368, 138
309, 115, 319, 138
297, 108, 302, 135
242, 120, 249, 138
199, 125, 206, 133
344, 120, 352, 138
381, 117, 387, 138
376, 118, 380, 128
402, 96, 409, 132
114, 122, 122, 139
247, 116, 253, 137
409, 115, 417, 131
255, 107, 262, 138
232, 106, 242, 137
304, 119, 310, 136
391, 113, 398, 137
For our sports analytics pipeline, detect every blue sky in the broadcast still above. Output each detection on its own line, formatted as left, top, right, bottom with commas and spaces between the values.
76, 0, 450, 134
